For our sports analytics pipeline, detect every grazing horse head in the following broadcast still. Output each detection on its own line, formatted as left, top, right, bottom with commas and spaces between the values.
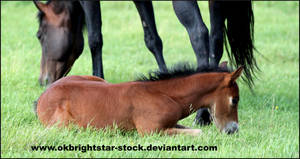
34, 1, 84, 86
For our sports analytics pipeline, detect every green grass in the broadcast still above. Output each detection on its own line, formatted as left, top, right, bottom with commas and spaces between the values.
1, 1, 299, 158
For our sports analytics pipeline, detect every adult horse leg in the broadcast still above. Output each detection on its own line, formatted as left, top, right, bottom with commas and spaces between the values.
172, 1, 209, 68
134, 1, 167, 72
210, 1, 258, 88
193, 108, 212, 126
208, 1, 226, 67
79, 1, 104, 78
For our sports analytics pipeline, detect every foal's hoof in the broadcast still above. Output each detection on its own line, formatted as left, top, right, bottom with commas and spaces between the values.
193, 108, 212, 126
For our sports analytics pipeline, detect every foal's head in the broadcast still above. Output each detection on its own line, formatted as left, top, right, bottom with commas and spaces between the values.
137, 61, 243, 134
209, 66, 243, 134
34, 1, 84, 86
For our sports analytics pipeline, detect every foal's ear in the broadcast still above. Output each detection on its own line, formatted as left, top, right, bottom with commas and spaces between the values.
230, 66, 243, 83
34, 1, 48, 13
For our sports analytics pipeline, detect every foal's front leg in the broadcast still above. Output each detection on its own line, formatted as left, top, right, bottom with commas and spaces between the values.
136, 126, 202, 137
164, 128, 202, 136
136, 122, 202, 136
175, 124, 190, 129
166, 124, 202, 136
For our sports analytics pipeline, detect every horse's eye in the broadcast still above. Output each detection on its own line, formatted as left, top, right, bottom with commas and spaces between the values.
232, 97, 239, 105
36, 31, 42, 39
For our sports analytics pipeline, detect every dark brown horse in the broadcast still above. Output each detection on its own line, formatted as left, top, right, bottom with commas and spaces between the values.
34, 1, 85, 85
34, 1, 257, 88
35, 62, 243, 135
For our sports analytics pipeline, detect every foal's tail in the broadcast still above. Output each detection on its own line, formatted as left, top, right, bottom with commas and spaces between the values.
223, 1, 259, 88
33, 99, 38, 117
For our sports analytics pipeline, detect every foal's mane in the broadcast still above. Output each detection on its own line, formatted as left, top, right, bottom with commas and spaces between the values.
136, 62, 232, 82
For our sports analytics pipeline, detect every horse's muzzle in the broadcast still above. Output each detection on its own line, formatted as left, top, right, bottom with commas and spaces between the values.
39, 74, 54, 87
39, 75, 49, 86
224, 121, 239, 134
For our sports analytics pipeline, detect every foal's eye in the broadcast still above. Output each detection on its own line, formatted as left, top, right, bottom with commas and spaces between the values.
232, 97, 239, 106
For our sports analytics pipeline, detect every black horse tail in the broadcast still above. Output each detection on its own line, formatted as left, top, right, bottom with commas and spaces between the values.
223, 1, 259, 89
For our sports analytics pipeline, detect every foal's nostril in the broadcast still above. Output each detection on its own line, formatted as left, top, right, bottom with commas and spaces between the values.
225, 128, 238, 134
224, 122, 239, 134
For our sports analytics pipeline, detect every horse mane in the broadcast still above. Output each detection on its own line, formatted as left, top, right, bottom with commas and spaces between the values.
37, 1, 80, 25
37, 0, 51, 25
136, 62, 232, 82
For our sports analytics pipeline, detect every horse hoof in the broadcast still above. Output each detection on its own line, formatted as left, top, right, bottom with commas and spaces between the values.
193, 118, 212, 126
194, 108, 212, 126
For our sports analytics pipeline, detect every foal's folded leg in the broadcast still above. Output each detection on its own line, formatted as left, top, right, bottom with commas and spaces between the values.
163, 128, 202, 136
174, 124, 191, 129
136, 127, 202, 137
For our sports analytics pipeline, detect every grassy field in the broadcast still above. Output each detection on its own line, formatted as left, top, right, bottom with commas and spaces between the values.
1, 1, 299, 158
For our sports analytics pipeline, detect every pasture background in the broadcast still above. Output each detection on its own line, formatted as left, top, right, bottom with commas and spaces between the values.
1, 1, 299, 158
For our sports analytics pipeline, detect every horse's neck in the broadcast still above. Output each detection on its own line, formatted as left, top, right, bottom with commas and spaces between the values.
148, 73, 225, 117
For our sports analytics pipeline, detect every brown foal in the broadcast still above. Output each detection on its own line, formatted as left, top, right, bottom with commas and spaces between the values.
35, 64, 243, 136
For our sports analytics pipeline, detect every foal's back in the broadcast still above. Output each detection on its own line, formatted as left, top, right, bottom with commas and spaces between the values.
37, 75, 137, 129
37, 75, 181, 132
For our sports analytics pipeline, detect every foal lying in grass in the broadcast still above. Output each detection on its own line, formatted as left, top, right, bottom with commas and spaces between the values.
35, 63, 242, 136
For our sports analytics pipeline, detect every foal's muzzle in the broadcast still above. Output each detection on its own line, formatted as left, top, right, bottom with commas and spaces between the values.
224, 121, 239, 134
